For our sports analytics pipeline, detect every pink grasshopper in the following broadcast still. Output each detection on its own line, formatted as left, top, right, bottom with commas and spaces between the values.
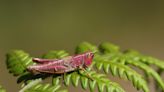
27, 51, 94, 79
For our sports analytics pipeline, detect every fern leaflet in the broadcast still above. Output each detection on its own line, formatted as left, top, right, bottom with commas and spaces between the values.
6, 50, 34, 76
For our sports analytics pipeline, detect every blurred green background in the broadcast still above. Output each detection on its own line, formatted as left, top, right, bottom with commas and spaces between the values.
0, 1, 164, 92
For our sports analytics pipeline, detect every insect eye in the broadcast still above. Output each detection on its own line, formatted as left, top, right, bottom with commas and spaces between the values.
87, 53, 93, 58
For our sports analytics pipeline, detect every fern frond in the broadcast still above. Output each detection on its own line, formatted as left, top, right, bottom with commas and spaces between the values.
0, 85, 6, 92
6, 50, 34, 76
75, 42, 98, 54
52, 76, 60, 86
98, 53, 164, 91
99, 42, 120, 54
23, 83, 63, 92
93, 56, 149, 92
98, 42, 164, 91
5, 42, 164, 92
19, 78, 42, 92
20, 78, 67, 92
124, 50, 164, 69
123, 57, 164, 90
58, 70, 125, 92
99, 42, 164, 69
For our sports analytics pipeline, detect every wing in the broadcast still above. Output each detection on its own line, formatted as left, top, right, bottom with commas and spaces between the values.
32, 58, 59, 64
35, 65, 67, 74
28, 61, 75, 74
29, 56, 76, 74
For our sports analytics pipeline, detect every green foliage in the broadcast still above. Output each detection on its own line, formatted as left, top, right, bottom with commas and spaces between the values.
19, 79, 67, 92
93, 57, 149, 92
6, 50, 34, 76
75, 42, 98, 54
124, 50, 164, 69
5, 42, 164, 92
123, 56, 164, 90
0, 85, 6, 92
99, 42, 120, 53
97, 43, 164, 91
63, 71, 125, 92
42, 50, 69, 59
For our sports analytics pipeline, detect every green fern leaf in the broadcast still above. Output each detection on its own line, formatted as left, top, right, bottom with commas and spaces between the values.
23, 84, 61, 92
20, 78, 42, 92
6, 42, 164, 92
60, 71, 125, 92
124, 50, 164, 69
52, 76, 60, 86
64, 74, 71, 86
6, 50, 34, 76
80, 75, 88, 89
20, 78, 66, 92
0, 85, 6, 92
99, 42, 120, 54
93, 56, 149, 92
98, 42, 164, 91
75, 42, 98, 54
71, 72, 80, 87
124, 58, 164, 91
111, 51, 164, 91
55, 89, 68, 92
88, 80, 96, 92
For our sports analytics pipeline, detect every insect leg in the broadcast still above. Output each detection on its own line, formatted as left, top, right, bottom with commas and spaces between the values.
63, 73, 66, 82
79, 67, 93, 81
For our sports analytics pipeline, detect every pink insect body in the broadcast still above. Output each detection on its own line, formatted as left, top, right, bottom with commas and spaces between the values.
27, 52, 94, 74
